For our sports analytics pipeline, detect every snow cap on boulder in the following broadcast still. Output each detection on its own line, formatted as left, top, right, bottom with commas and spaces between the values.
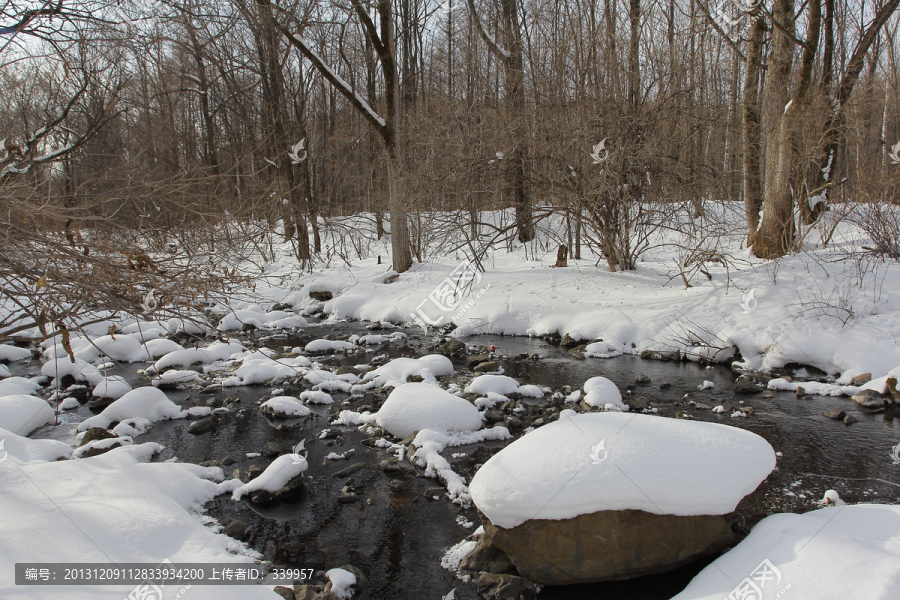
469, 412, 775, 529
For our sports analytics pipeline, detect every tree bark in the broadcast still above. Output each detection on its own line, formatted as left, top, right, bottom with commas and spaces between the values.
742, 11, 765, 239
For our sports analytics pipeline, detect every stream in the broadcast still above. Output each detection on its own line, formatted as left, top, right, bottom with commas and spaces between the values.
24, 319, 900, 599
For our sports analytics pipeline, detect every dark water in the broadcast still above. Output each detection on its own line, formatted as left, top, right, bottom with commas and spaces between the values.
23, 321, 900, 600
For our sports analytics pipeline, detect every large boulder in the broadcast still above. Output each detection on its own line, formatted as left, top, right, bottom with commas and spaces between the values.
469, 411, 775, 586
481, 508, 732, 585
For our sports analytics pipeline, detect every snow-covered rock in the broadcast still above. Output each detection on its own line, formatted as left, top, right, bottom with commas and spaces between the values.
584, 341, 623, 358
324, 568, 357, 599
0, 394, 55, 435
376, 383, 483, 438
221, 351, 309, 386
0, 376, 43, 396
231, 454, 308, 501
300, 390, 334, 405
217, 308, 307, 331
582, 376, 628, 411
0, 344, 32, 362
673, 504, 900, 600
150, 370, 202, 387
363, 355, 454, 388
91, 376, 132, 399
469, 412, 775, 529
77, 387, 185, 431
305, 339, 357, 353
0, 426, 71, 463
142, 338, 183, 358
465, 375, 521, 396
260, 396, 311, 418
148, 341, 245, 373
41, 357, 103, 387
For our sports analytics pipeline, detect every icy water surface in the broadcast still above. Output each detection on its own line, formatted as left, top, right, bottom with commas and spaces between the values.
25, 320, 900, 599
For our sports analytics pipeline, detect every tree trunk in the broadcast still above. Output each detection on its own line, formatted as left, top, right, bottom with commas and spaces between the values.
753, 0, 821, 258
742, 12, 765, 239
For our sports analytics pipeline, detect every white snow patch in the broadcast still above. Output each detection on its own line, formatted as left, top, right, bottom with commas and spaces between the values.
231, 454, 308, 500
77, 387, 184, 431
376, 383, 483, 438
0, 394, 55, 435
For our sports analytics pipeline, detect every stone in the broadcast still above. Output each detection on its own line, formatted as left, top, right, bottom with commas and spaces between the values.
335, 366, 356, 375
199, 459, 219, 467
476, 573, 537, 600
293, 585, 318, 600
823, 409, 846, 420
482, 510, 733, 585
639, 349, 679, 362
273, 586, 295, 600
262, 442, 284, 457
187, 417, 216, 435
200, 384, 222, 395
379, 458, 402, 473
250, 490, 274, 504
81, 440, 123, 458
733, 377, 762, 394
309, 290, 333, 301
460, 534, 515, 574
560, 333, 580, 348
248, 465, 264, 479
851, 373, 872, 386
852, 389, 888, 409
79, 427, 117, 447
424, 487, 444, 500
338, 493, 361, 504
843, 415, 859, 426
474, 361, 500, 373
86, 396, 116, 411
482, 509, 733, 585
221, 456, 237, 466
389, 480, 407, 493
333, 463, 367, 478
624, 396, 649, 411
223, 520, 251, 541
468, 354, 490, 367
635, 373, 651, 384
482, 411, 504, 423
442, 339, 467, 355
795, 387, 806, 397
659, 382, 672, 389
887, 378, 900, 404
505, 417, 523, 431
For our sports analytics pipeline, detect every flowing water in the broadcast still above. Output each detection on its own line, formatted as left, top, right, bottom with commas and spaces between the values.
24, 320, 900, 600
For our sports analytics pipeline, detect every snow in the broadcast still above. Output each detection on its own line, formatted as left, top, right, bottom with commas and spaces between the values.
0, 426, 71, 463
0, 376, 43, 396
584, 341, 624, 358
143, 337, 183, 358
231, 454, 308, 500
77, 387, 185, 431
260, 396, 312, 418
469, 412, 775, 529
673, 504, 900, 600
73, 333, 152, 363
150, 369, 202, 387
92, 375, 132, 399
411, 427, 512, 505
0, 443, 274, 599
221, 350, 309, 386
0, 394, 55, 435
41, 357, 103, 387
363, 355, 454, 388
767, 377, 860, 396
331, 410, 378, 426
300, 389, 334, 404
376, 383, 484, 438
325, 568, 357, 600
73, 435, 133, 458
465, 374, 520, 396
305, 339, 357, 353
0, 363, 7, 377
441, 538, 478, 574
583, 376, 628, 411
148, 341, 245, 372
291, 35, 387, 127
217, 307, 308, 331
0, 344, 31, 362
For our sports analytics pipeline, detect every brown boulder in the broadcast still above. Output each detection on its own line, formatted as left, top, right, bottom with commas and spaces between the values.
482, 508, 733, 585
